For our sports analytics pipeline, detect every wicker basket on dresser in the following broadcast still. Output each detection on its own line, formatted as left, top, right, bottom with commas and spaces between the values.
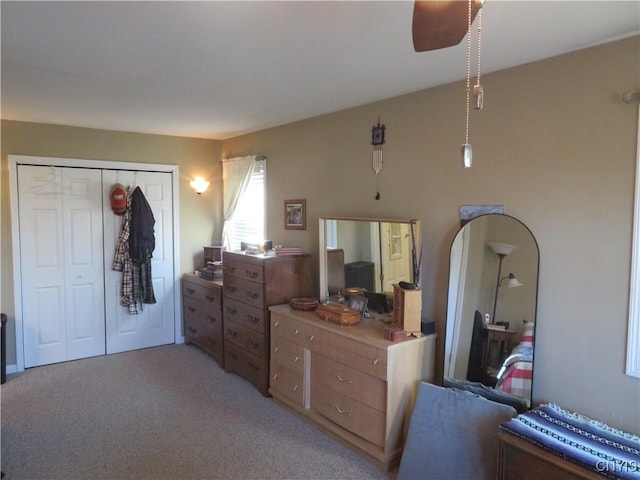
222, 251, 313, 396
269, 304, 436, 471
182, 273, 224, 367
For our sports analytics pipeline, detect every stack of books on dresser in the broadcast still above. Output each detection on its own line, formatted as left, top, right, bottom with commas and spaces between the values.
200, 261, 223, 280
274, 246, 304, 256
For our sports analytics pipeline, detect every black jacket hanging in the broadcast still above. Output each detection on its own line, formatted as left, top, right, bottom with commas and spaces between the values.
129, 186, 155, 260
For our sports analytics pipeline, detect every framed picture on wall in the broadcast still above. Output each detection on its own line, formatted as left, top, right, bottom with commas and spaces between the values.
284, 199, 306, 230
459, 204, 506, 227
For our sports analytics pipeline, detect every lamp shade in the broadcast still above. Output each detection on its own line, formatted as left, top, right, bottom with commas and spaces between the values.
489, 242, 518, 256
190, 177, 210, 194
502, 273, 523, 288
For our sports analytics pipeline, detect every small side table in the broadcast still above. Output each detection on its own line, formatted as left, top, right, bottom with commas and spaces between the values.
481, 327, 516, 385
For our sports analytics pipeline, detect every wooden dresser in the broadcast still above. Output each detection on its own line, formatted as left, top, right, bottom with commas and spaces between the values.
222, 251, 313, 396
182, 273, 224, 367
269, 304, 436, 470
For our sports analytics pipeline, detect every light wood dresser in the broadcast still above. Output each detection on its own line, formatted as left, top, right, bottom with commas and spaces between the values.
182, 273, 224, 367
222, 251, 313, 396
269, 304, 436, 470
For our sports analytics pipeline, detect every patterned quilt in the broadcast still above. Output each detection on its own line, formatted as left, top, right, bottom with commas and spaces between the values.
499, 404, 640, 479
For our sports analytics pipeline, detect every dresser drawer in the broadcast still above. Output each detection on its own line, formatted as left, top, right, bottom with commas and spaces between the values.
307, 328, 388, 380
271, 314, 307, 346
311, 353, 386, 412
223, 276, 264, 309
223, 297, 265, 333
184, 297, 222, 332
186, 324, 223, 358
271, 335, 305, 375
225, 342, 266, 388
223, 257, 264, 283
311, 380, 386, 448
224, 319, 267, 358
182, 280, 221, 306
269, 361, 305, 405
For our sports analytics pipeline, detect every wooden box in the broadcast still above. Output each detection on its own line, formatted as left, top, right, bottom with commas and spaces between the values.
393, 285, 422, 333
315, 303, 362, 326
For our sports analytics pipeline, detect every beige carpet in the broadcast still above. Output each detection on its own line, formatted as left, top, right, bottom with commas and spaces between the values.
1, 344, 392, 480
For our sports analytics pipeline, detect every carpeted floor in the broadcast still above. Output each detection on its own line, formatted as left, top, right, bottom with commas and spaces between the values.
0, 344, 392, 480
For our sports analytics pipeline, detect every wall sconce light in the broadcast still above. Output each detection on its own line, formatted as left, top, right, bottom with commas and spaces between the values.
190, 177, 210, 195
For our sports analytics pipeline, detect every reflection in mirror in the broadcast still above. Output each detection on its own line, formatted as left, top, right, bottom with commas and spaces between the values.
318, 217, 420, 311
444, 214, 539, 408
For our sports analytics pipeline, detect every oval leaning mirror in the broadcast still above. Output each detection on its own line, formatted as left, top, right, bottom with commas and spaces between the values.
444, 214, 539, 409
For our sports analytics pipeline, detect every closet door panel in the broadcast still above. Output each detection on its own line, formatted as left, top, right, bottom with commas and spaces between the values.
63, 168, 106, 361
19, 165, 105, 367
103, 170, 175, 354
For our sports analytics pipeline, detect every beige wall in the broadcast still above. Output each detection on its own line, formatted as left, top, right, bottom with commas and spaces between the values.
1, 122, 222, 364
1, 36, 638, 434
222, 36, 640, 434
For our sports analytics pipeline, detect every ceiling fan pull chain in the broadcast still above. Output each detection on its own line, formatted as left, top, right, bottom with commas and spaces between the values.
461, 0, 473, 168
473, 8, 484, 110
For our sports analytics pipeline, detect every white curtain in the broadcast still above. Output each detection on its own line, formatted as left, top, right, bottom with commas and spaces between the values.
222, 155, 257, 250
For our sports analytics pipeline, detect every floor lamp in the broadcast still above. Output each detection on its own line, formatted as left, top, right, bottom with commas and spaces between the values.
489, 242, 523, 324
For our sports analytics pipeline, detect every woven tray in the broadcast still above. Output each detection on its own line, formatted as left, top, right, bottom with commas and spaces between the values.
315, 303, 362, 326
289, 298, 319, 312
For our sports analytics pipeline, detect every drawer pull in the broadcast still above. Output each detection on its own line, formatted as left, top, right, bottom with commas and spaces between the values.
274, 321, 280, 328
273, 347, 280, 353
187, 326, 197, 334
248, 362, 260, 372
225, 306, 237, 315
228, 286, 237, 293
206, 315, 216, 324
245, 270, 259, 279
188, 306, 196, 313
225, 266, 236, 274
248, 315, 260, 324
272, 373, 278, 380
246, 291, 260, 300
293, 385, 299, 391
335, 373, 352, 383
294, 329, 299, 335
186, 287, 195, 295
335, 405, 352, 417
247, 339, 260, 350
293, 356, 300, 363
309, 335, 315, 342
372, 358, 379, 366
227, 329, 238, 338
205, 295, 215, 303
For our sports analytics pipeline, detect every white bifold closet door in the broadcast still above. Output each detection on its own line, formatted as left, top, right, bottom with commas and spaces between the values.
18, 165, 175, 368
19, 166, 106, 368
102, 170, 174, 354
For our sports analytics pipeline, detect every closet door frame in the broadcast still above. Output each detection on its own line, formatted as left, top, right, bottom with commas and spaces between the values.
9, 155, 182, 372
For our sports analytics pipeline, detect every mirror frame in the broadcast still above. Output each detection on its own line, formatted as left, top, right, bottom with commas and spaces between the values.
444, 213, 539, 408
318, 216, 421, 301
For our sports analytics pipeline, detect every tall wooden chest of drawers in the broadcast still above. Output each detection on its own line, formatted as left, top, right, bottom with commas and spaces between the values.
222, 251, 313, 396
182, 273, 224, 367
269, 304, 436, 470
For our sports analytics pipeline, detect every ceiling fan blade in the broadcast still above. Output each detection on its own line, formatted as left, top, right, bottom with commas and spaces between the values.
412, 0, 482, 53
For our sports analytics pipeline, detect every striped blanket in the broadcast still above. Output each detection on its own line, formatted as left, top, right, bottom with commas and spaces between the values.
499, 404, 640, 479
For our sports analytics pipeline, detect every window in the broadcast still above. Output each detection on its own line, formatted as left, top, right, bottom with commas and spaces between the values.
223, 158, 266, 251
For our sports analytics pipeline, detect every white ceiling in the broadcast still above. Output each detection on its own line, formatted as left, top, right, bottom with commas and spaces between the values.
2, 1, 639, 140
